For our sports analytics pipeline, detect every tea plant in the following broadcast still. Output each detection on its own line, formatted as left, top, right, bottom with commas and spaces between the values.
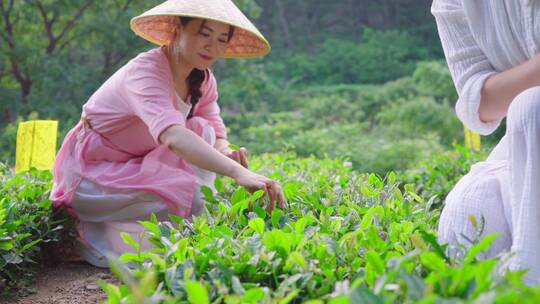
101, 153, 540, 303
0, 164, 65, 294
402, 144, 488, 208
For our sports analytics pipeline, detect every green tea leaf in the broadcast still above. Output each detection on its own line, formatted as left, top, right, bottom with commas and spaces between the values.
251, 189, 265, 202
285, 251, 307, 271
228, 143, 240, 151
464, 234, 498, 263
420, 252, 447, 272
271, 209, 284, 228
242, 288, 266, 303
214, 177, 224, 192
366, 251, 385, 275
279, 289, 300, 304
248, 218, 265, 234
120, 232, 140, 252
186, 280, 209, 304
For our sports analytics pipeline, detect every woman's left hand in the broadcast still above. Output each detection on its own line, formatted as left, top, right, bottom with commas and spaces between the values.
222, 147, 249, 168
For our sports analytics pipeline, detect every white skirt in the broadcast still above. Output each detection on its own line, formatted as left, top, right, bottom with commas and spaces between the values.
72, 124, 216, 267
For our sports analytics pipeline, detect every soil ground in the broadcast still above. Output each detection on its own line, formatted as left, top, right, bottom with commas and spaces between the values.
2, 260, 119, 304
1, 227, 120, 304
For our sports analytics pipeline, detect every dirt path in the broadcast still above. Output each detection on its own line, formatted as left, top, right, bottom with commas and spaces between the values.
2, 261, 119, 304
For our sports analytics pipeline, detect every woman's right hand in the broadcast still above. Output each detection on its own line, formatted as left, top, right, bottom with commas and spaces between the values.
159, 126, 286, 211
232, 168, 286, 212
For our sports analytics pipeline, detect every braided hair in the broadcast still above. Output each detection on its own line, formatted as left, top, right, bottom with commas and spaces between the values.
176, 17, 235, 119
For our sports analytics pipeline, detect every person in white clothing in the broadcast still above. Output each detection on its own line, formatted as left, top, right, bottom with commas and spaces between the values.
432, 0, 540, 285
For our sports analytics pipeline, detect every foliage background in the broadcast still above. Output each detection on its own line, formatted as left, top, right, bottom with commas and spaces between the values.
0, 1, 526, 301
0, 0, 506, 171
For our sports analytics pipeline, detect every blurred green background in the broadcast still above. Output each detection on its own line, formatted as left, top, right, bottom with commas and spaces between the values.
0, 0, 505, 174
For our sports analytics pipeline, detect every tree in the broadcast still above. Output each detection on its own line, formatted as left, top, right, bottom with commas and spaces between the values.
0, 0, 96, 103
0, 0, 159, 122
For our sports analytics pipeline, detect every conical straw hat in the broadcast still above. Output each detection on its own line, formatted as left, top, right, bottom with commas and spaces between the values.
130, 0, 270, 58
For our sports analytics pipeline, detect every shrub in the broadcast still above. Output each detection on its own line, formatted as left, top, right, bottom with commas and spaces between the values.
377, 96, 463, 146
401, 144, 488, 208
102, 154, 540, 303
0, 165, 65, 294
282, 29, 430, 86
412, 61, 458, 104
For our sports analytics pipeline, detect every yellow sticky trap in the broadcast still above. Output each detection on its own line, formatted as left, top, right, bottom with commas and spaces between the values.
464, 126, 481, 151
15, 120, 58, 173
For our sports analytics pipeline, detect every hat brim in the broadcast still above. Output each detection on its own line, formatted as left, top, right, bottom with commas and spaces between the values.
131, 1, 271, 58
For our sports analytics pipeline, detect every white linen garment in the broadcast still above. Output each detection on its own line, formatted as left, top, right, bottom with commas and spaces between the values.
432, 0, 540, 284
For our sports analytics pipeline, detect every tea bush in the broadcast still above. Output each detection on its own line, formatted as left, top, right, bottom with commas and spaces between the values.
377, 96, 462, 146
279, 29, 430, 85
230, 117, 443, 176
223, 64, 462, 177
0, 164, 65, 294
402, 145, 488, 208
100, 153, 540, 303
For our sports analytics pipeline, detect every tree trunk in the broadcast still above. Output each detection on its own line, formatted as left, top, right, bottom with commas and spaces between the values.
102, 51, 112, 77
20, 78, 32, 103
3, 107, 13, 123
9, 58, 32, 103
297, 0, 315, 51
275, 0, 291, 48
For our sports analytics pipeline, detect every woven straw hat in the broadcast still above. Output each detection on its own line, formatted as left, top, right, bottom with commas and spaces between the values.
130, 0, 270, 58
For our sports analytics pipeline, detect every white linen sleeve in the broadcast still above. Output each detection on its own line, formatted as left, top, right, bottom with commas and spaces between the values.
432, 0, 501, 135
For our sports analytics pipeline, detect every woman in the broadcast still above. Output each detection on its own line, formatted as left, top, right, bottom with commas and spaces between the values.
50, 0, 286, 267
433, 0, 540, 284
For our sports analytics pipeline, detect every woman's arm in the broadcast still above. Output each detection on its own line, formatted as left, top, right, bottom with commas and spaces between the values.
160, 125, 243, 177
159, 125, 284, 209
480, 54, 540, 122
432, 0, 499, 135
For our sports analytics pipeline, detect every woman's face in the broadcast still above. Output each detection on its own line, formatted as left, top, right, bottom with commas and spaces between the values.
174, 19, 231, 70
